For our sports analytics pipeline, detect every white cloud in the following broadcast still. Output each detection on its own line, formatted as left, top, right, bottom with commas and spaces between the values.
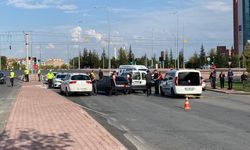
203, 1, 232, 12
71, 26, 82, 42
46, 43, 55, 49
5, 0, 77, 11
85, 29, 102, 41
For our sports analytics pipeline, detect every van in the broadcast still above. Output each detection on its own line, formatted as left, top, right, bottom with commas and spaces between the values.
159, 69, 202, 97
121, 70, 147, 92
118, 65, 148, 76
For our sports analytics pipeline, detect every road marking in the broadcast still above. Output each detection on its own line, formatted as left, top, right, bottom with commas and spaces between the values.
134, 135, 145, 144
121, 125, 129, 131
80, 105, 107, 116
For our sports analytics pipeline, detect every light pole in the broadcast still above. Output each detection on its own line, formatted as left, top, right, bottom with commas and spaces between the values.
0, 35, 2, 70
24, 33, 29, 69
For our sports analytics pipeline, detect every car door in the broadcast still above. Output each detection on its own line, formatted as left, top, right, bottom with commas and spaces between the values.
132, 72, 141, 87
165, 76, 173, 95
61, 75, 70, 91
141, 72, 147, 87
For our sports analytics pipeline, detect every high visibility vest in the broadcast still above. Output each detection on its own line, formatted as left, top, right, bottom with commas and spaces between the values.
38, 70, 41, 74
47, 72, 54, 79
24, 70, 29, 75
10, 71, 15, 78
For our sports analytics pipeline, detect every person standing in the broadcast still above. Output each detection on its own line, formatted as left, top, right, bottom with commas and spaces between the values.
98, 69, 104, 80
241, 71, 248, 88
153, 70, 159, 94
47, 70, 54, 89
24, 68, 30, 82
90, 70, 97, 95
227, 68, 234, 90
146, 70, 152, 96
211, 69, 216, 89
37, 69, 41, 82
219, 71, 225, 89
109, 71, 117, 96
10, 70, 15, 87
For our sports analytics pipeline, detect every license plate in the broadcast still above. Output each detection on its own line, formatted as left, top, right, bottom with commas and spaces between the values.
185, 87, 194, 91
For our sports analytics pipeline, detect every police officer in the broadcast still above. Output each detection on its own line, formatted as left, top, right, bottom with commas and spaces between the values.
10, 70, 15, 87
37, 69, 41, 82
146, 70, 152, 96
24, 68, 30, 82
109, 71, 117, 96
47, 70, 54, 88
227, 68, 234, 90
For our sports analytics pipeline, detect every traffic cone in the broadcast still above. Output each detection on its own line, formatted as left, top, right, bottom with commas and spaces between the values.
184, 96, 191, 110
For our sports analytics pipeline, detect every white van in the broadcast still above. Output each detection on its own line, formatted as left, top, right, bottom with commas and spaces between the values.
159, 69, 202, 97
121, 70, 147, 92
118, 65, 148, 76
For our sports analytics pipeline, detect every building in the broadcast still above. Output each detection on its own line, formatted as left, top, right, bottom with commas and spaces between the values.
233, 0, 250, 54
45, 59, 64, 68
216, 46, 237, 57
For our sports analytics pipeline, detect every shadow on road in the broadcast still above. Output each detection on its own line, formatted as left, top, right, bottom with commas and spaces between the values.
0, 129, 74, 150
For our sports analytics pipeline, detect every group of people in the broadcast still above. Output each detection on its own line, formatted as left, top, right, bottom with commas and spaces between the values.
146, 69, 163, 96
209, 68, 248, 90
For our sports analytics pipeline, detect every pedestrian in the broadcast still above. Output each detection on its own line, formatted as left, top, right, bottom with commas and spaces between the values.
127, 72, 133, 93
227, 68, 234, 90
24, 68, 30, 82
37, 69, 41, 82
109, 71, 117, 96
211, 69, 216, 89
47, 70, 54, 89
219, 71, 225, 89
9, 70, 15, 87
153, 70, 159, 94
241, 71, 248, 88
90, 70, 97, 95
98, 69, 103, 80
146, 70, 152, 96
209, 71, 213, 87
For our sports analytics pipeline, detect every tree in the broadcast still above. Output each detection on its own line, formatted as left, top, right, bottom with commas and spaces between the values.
179, 50, 184, 68
61, 64, 68, 69
169, 49, 174, 68
128, 45, 134, 65
164, 50, 169, 68
215, 49, 227, 68
200, 44, 206, 67
0, 56, 7, 70
243, 43, 250, 72
117, 47, 128, 66
100, 48, 108, 69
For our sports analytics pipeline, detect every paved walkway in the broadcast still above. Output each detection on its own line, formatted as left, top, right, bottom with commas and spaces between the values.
0, 79, 127, 150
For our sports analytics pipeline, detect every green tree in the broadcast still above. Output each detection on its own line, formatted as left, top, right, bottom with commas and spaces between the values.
243, 43, 250, 72
100, 48, 108, 69
61, 64, 68, 69
215, 49, 227, 68
164, 50, 169, 68
179, 50, 184, 68
200, 44, 206, 67
128, 45, 134, 64
169, 49, 174, 67
0, 56, 7, 70
117, 47, 128, 66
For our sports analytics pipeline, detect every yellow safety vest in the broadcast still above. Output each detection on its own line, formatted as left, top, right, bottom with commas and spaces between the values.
10, 71, 15, 78
47, 72, 54, 79
38, 70, 41, 74
24, 70, 29, 75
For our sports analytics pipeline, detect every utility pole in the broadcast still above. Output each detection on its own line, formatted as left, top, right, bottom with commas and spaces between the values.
78, 44, 80, 70
0, 35, 2, 71
25, 33, 29, 69
151, 29, 154, 68
39, 44, 42, 68
176, 13, 180, 69
67, 44, 69, 70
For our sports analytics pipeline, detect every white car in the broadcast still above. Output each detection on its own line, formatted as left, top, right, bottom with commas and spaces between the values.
159, 69, 203, 97
53, 73, 68, 88
60, 73, 93, 96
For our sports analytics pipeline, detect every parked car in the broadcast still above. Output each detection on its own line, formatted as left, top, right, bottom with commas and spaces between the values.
53, 73, 68, 88
159, 69, 203, 97
120, 70, 147, 92
96, 76, 130, 95
0, 71, 6, 84
60, 73, 92, 96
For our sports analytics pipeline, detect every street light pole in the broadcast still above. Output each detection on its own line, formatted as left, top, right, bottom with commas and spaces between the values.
176, 13, 180, 69
25, 33, 29, 69
0, 35, 2, 71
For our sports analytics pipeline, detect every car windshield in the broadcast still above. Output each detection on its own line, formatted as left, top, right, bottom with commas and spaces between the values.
71, 75, 90, 80
56, 74, 67, 79
178, 72, 200, 86
116, 76, 127, 81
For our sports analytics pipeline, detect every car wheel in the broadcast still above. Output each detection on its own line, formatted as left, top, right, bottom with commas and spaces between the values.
160, 87, 165, 96
87, 92, 92, 96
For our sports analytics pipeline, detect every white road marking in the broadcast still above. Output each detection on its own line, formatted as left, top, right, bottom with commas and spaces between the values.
80, 105, 107, 116
134, 135, 145, 144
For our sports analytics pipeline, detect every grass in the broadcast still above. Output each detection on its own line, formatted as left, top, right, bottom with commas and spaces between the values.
214, 81, 250, 92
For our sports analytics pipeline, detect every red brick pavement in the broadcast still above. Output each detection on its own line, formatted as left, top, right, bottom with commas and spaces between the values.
0, 79, 127, 150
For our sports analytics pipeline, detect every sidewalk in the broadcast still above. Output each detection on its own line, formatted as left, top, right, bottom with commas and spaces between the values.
206, 87, 250, 95
0, 78, 127, 150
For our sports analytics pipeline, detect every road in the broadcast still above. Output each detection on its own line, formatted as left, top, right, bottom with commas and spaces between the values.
54, 89, 250, 150
0, 77, 22, 133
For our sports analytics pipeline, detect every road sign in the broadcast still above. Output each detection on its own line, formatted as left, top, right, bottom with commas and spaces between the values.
33, 64, 38, 70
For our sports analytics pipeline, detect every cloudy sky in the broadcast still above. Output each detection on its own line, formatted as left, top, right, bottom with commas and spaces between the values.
0, 0, 233, 62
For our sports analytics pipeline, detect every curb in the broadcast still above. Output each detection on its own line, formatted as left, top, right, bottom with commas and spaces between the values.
206, 88, 250, 95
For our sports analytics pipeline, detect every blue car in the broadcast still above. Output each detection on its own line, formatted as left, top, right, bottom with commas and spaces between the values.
0, 71, 6, 84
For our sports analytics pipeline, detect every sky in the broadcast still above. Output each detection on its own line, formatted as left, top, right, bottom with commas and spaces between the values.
0, 0, 233, 63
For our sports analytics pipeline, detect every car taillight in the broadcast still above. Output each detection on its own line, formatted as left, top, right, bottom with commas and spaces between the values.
69, 80, 77, 84
86, 80, 92, 84
174, 77, 178, 86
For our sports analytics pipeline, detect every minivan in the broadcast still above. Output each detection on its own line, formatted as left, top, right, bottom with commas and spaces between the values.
159, 69, 202, 97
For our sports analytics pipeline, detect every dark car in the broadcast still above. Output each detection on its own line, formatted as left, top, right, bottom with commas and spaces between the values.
96, 76, 130, 95
0, 71, 6, 84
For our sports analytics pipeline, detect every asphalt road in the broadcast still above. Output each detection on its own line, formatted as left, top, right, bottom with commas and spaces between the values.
0, 77, 22, 133
54, 89, 250, 150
